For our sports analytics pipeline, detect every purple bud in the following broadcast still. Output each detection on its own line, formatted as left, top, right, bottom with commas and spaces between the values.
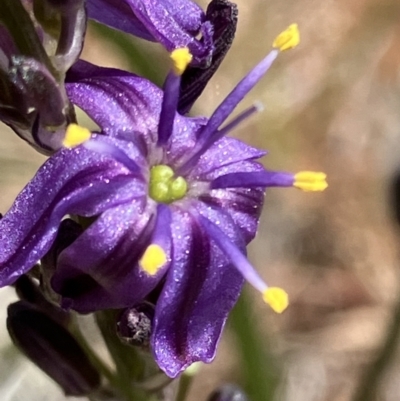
14, 275, 70, 326
208, 385, 249, 401
178, 0, 238, 114
117, 302, 155, 349
9, 56, 67, 127
41, 218, 83, 302
7, 301, 100, 396
391, 169, 400, 228
44, 0, 84, 13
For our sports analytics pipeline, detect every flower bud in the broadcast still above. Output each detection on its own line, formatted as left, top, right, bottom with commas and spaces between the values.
41, 218, 83, 303
179, 0, 238, 114
14, 275, 70, 326
0, 0, 86, 152
208, 385, 249, 401
117, 302, 155, 350
391, 169, 400, 228
7, 301, 100, 396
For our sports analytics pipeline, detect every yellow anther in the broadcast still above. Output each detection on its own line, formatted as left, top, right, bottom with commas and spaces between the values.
272, 23, 300, 51
170, 47, 193, 75
293, 171, 328, 192
139, 244, 167, 275
262, 287, 289, 314
63, 124, 91, 148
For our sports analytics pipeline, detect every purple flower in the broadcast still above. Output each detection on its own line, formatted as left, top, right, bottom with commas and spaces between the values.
87, 0, 217, 66
0, 25, 327, 377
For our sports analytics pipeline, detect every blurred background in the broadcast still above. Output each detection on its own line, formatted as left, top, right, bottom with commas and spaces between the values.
1, 0, 400, 400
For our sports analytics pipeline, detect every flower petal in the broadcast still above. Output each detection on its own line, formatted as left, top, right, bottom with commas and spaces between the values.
66, 60, 161, 144
86, 0, 213, 65
0, 147, 141, 287
152, 207, 244, 378
52, 202, 172, 313
191, 137, 266, 179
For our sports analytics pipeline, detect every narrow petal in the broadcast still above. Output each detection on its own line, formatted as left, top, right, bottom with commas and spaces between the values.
152, 208, 244, 378
66, 60, 161, 144
199, 49, 279, 143
0, 147, 142, 287
86, 0, 213, 65
52, 203, 172, 313
197, 186, 264, 245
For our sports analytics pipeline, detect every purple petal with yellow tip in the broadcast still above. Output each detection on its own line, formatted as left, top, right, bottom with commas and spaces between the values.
86, 0, 213, 66
66, 60, 161, 143
0, 147, 138, 287
52, 203, 172, 313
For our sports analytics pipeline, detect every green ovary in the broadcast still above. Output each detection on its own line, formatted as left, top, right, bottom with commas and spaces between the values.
149, 165, 188, 203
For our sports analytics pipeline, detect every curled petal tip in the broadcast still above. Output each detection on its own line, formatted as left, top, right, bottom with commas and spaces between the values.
63, 124, 91, 148
262, 287, 289, 314
272, 23, 300, 51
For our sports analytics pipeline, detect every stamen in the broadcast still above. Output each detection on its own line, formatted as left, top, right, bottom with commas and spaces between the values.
139, 244, 167, 276
211, 171, 294, 190
170, 48, 193, 76
177, 27, 301, 175
63, 126, 142, 174
177, 103, 264, 176
272, 24, 300, 51
139, 204, 171, 276
211, 170, 328, 193
157, 47, 193, 147
63, 124, 91, 148
262, 287, 289, 314
293, 171, 328, 192
198, 215, 289, 313
219, 102, 264, 136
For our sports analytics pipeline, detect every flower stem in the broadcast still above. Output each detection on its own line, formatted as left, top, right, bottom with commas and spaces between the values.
352, 293, 400, 401
229, 288, 281, 401
68, 314, 118, 387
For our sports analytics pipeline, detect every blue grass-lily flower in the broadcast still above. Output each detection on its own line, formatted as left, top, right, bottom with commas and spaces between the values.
0, 25, 327, 377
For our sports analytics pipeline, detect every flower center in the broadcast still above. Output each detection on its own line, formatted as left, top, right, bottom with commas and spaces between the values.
149, 165, 188, 204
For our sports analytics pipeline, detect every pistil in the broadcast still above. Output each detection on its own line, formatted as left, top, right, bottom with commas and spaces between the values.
149, 165, 188, 204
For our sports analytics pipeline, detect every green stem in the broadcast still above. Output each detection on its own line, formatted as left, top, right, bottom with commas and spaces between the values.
174, 373, 195, 401
68, 315, 118, 388
229, 288, 280, 401
352, 294, 400, 401
95, 310, 151, 401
